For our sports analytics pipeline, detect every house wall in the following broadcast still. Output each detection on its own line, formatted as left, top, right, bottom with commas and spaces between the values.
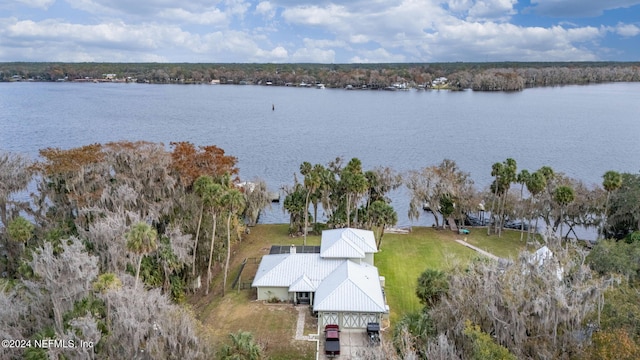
319, 311, 382, 329
364, 252, 374, 266
257, 287, 290, 302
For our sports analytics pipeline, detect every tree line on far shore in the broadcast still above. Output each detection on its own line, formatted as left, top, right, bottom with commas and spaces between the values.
2, 61, 640, 91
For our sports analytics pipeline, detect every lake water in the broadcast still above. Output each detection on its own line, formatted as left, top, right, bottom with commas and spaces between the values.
1, 82, 639, 232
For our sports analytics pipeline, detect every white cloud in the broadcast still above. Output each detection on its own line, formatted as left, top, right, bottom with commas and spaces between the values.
157, 8, 228, 25
5, 19, 170, 49
224, 0, 250, 18
280, 1, 444, 54
292, 46, 335, 62
67, 0, 239, 24
446, 0, 474, 13
427, 21, 604, 61
0, 17, 288, 62
69, 0, 220, 16
615, 22, 640, 36
14, 0, 55, 9
281, 4, 346, 27
197, 30, 292, 62
349, 34, 370, 44
255, 1, 276, 19
0, 0, 637, 62
255, 45, 288, 62
467, 0, 517, 21
349, 47, 406, 63
302, 38, 347, 49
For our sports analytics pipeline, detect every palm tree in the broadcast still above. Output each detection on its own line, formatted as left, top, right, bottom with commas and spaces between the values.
126, 221, 158, 290
300, 162, 322, 245
341, 158, 368, 228
7, 215, 34, 249
222, 188, 245, 295
553, 185, 575, 244
369, 200, 398, 250
318, 164, 336, 224
310, 164, 327, 232
282, 183, 306, 234
203, 181, 224, 295
6, 216, 34, 275
525, 171, 547, 241
516, 169, 530, 241
497, 158, 517, 237
218, 331, 263, 360
93, 272, 122, 331
192, 175, 213, 277
601, 170, 622, 239
487, 162, 502, 236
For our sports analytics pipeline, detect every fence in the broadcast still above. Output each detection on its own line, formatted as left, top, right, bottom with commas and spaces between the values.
231, 257, 259, 290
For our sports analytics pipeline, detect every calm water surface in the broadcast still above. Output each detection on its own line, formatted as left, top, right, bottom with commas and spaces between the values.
1, 82, 639, 229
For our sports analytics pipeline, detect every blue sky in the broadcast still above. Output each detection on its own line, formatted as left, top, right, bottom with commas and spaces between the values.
1, 0, 639, 63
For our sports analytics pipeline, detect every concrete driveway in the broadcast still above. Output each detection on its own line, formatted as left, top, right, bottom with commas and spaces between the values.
317, 329, 371, 360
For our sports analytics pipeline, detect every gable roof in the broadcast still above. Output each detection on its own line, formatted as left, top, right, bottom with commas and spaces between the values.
320, 228, 378, 259
251, 253, 343, 289
289, 274, 315, 292
313, 260, 386, 313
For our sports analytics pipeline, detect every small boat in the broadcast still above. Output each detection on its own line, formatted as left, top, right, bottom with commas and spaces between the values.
316, 83, 325, 89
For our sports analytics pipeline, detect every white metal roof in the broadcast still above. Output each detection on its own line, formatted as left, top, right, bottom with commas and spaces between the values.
251, 253, 343, 288
313, 260, 386, 313
252, 228, 386, 314
289, 274, 316, 292
320, 228, 378, 259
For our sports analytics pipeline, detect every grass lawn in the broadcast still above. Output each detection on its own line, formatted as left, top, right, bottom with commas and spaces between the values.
376, 226, 531, 323
464, 228, 540, 259
189, 224, 319, 360
189, 224, 532, 357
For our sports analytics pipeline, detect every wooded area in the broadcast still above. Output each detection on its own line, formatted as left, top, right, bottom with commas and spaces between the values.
2, 61, 640, 90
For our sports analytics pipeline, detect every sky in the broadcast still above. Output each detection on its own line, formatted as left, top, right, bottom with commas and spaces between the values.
1, 0, 639, 63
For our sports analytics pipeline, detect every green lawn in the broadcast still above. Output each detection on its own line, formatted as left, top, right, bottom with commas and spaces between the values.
376, 227, 530, 323
191, 224, 319, 360
464, 228, 540, 259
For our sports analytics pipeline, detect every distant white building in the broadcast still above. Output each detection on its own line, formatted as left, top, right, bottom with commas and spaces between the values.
432, 77, 448, 86
252, 228, 388, 329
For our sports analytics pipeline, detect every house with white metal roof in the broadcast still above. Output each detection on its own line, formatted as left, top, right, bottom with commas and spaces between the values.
252, 228, 388, 329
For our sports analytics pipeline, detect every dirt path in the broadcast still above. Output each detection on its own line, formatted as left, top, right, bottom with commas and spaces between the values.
454, 239, 501, 261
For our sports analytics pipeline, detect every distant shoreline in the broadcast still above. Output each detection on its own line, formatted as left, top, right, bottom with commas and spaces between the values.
2, 61, 639, 91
